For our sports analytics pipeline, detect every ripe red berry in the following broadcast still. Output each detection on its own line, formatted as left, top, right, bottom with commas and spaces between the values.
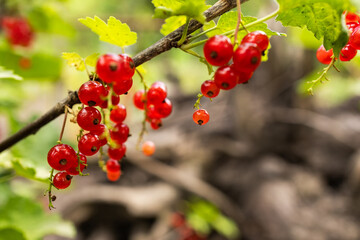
203, 35, 233, 66
339, 44, 357, 61
110, 123, 130, 144
108, 143, 126, 160
107, 170, 121, 181
66, 153, 87, 175
2, 17, 34, 47
147, 104, 163, 119
150, 118, 162, 130
53, 172, 72, 189
316, 45, 334, 64
345, 12, 360, 24
133, 90, 146, 110
77, 107, 102, 131
142, 141, 155, 156
349, 26, 360, 50
90, 124, 108, 146
113, 78, 133, 95
147, 81, 167, 104
78, 133, 101, 156
116, 54, 136, 81
214, 66, 238, 90
347, 22, 360, 32
48, 144, 78, 171
110, 104, 127, 123
106, 159, 120, 172
235, 69, 253, 84
241, 31, 270, 52
233, 43, 262, 73
78, 81, 107, 106
154, 98, 172, 118
193, 109, 209, 126
100, 93, 120, 108
201, 80, 220, 98
96, 54, 122, 83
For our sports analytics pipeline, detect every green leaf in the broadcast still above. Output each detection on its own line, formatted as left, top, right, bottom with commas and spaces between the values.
211, 215, 240, 239
161, 16, 187, 35
62, 52, 86, 71
79, 16, 137, 48
276, 0, 356, 56
85, 53, 100, 67
0, 227, 26, 240
11, 159, 47, 183
0, 67, 22, 81
152, 0, 207, 23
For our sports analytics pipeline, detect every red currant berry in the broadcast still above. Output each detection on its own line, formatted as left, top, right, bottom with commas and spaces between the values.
147, 104, 163, 120
147, 81, 167, 104
154, 98, 172, 118
78, 81, 107, 106
347, 22, 360, 32
96, 54, 122, 83
235, 69, 253, 84
48, 144, 77, 171
2, 17, 34, 47
201, 80, 220, 98
107, 169, 121, 182
233, 43, 262, 73
339, 44, 357, 61
113, 78, 133, 95
142, 141, 155, 156
108, 143, 126, 160
100, 94, 120, 108
110, 104, 127, 123
133, 90, 146, 110
193, 109, 209, 126
90, 124, 108, 146
77, 107, 102, 131
349, 26, 360, 50
117, 54, 136, 81
203, 35, 233, 66
106, 159, 120, 172
214, 66, 238, 90
316, 45, 334, 64
78, 133, 101, 156
53, 172, 72, 189
345, 12, 360, 24
66, 153, 87, 175
150, 118, 162, 130
110, 123, 130, 144
241, 31, 269, 52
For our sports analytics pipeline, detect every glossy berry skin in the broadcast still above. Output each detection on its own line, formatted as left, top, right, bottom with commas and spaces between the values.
116, 54, 136, 81
100, 94, 120, 108
133, 90, 146, 110
110, 123, 130, 144
347, 22, 360, 32
78, 81, 107, 106
96, 54, 127, 83
233, 43, 262, 73
77, 107, 102, 131
150, 118, 162, 130
48, 144, 78, 171
349, 26, 360, 50
78, 133, 101, 156
203, 35, 233, 66
90, 124, 108, 146
53, 172, 72, 189
106, 159, 120, 172
214, 66, 238, 90
142, 141, 155, 156
235, 69, 254, 84
345, 12, 360, 24
113, 78, 133, 95
316, 45, 334, 64
339, 44, 357, 61
147, 104, 163, 120
201, 80, 220, 98
66, 154, 87, 175
147, 82, 167, 104
154, 98, 172, 118
193, 109, 209, 126
241, 31, 269, 52
107, 170, 121, 181
110, 104, 127, 123
108, 143, 126, 160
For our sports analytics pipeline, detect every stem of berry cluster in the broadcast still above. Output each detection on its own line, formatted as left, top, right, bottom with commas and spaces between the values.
136, 69, 148, 149
47, 168, 55, 210
233, 0, 242, 45
178, 17, 191, 46
57, 106, 69, 144
194, 94, 204, 109
307, 57, 336, 95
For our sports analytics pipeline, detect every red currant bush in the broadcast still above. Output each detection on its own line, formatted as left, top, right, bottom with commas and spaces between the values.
203, 35, 233, 66
48, 144, 78, 171
53, 172, 72, 189
193, 109, 210, 126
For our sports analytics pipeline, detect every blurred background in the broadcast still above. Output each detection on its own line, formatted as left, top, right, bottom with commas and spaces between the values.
1, 0, 360, 239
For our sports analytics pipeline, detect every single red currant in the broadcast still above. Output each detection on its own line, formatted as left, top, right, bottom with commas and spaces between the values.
203, 35, 233, 66
147, 104, 163, 120
47, 144, 78, 171
201, 80, 220, 98
106, 159, 120, 172
78, 133, 101, 156
193, 109, 209, 126
108, 143, 126, 160
345, 12, 360, 24
107, 170, 121, 182
133, 90, 146, 110
78, 81, 107, 106
77, 107, 102, 131
234, 69, 253, 84
316, 45, 334, 64
110, 123, 130, 144
233, 43, 262, 73
147, 81, 167, 104
339, 44, 357, 61
116, 54, 136, 81
66, 153, 87, 175
347, 22, 360, 32
113, 78, 133, 95
349, 26, 360, 50
96, 54, 122, 83
214, 66, 238, 90
150, 118, 162, 130
100, 93, 120, 108
53, 172, 72, 189
90, 124, 108, 146
241, 31, 270, 52
110, 104, 127, 123
154, 98, 172, 118
142, 141, 155, 156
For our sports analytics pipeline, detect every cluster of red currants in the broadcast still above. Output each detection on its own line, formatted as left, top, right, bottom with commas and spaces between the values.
171, 212, 206, 240
1, 16, 34, 47
133, 81, 172, 132
193, 31, 270, 126
316, 12, 360, 64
